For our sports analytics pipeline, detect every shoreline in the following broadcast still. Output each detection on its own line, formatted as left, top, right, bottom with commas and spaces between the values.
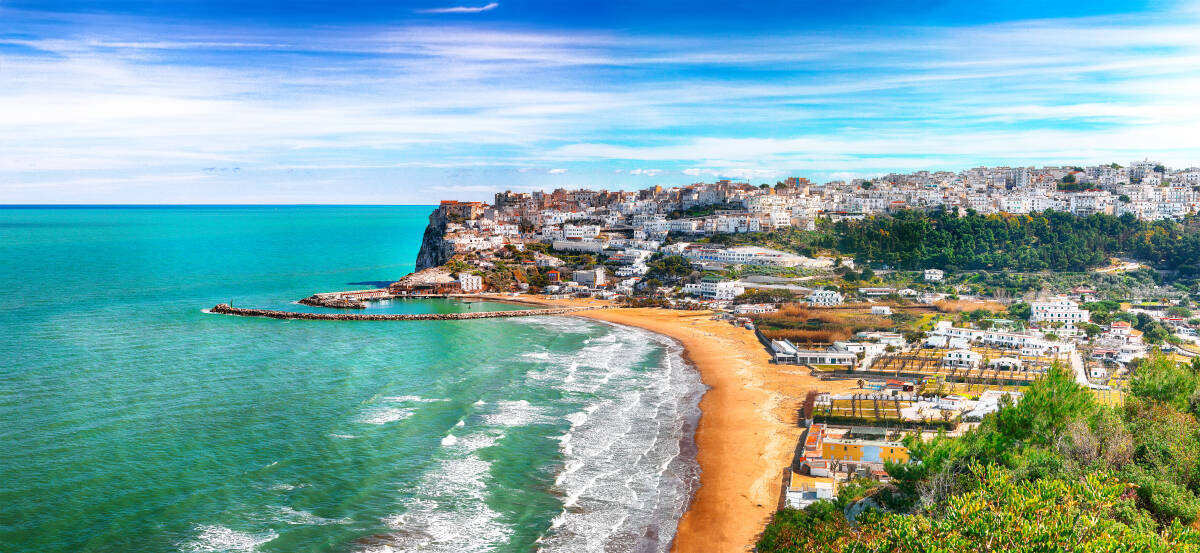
562, 305, 856, 552
211, 290, 846, 551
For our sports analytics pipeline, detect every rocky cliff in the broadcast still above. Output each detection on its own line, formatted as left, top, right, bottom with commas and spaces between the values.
414, 206, 452, 271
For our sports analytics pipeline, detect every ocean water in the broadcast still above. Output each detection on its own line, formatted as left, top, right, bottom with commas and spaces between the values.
0, 206, 703, 553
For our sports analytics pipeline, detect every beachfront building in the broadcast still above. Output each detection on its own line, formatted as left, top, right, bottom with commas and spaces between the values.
457, 273, 483, 292
683, 277, 744, 300
785, 473, 838, 510
699, 278, 744, 300
824, 436, 910, 465
800, 423, 909, 482
807, 290, 844, 307
770, 340, 858, 367
573, 268, 607, 288
1030, 297, 1090, 325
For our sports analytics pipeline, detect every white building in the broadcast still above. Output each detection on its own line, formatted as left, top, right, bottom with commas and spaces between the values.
698, 278, 744, 300
552, 239, 607, 253
1030, 298, 1090, 324
457, 273, 483, 292
573, 268, 607, 287
562, 224, 602, 240
924, 269, 944, 282
943, 349, 982, 368
808, 290, 844, 306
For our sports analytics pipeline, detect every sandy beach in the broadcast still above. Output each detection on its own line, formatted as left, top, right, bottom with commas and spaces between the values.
527, 302, 846, 552
476, 295, 855, 550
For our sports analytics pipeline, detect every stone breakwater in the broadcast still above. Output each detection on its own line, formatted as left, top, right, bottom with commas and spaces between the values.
298, 295, 366, 309
209, 303, 601, 321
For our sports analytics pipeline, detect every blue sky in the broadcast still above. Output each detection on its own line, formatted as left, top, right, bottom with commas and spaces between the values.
2, 1, 1200, 203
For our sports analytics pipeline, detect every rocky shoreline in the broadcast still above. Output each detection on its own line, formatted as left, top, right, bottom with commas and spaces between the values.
209, 303, 600, 321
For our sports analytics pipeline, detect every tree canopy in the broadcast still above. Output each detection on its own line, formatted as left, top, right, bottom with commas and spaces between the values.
758, 353, 1200, 552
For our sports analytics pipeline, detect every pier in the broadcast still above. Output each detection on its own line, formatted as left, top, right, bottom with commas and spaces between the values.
209, 303, 601, 321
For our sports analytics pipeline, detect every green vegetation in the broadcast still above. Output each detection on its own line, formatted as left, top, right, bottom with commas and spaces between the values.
718, 209, 1200, 275
666, 202, 740, 219
821, 209, 1200, 273
758, 355, 1200, 552
644, 254, 695, 282
732, 289, 795, 304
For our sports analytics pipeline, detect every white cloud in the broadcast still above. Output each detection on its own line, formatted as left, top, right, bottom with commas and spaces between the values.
681, 167, 780, 180
416, 3, 499, 14
4, 8, 1200, 202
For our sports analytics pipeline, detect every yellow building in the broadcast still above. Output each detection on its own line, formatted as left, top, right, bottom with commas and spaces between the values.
822, 438, 909, 464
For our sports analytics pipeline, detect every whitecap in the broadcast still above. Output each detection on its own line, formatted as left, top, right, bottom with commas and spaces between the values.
272, 506, 352, 526
329, 433, 358, 439
440, 434, 458, 446
483, 400, 551, 427
378, 454, 509, 551
182, 525, 277, 553
536, 327, 704, 553
357, 407, 414, 425
383, 395, 446, 403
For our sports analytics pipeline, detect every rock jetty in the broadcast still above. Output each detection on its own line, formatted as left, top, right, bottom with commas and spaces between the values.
209, 303, 600, 321
298, 295, 366, 309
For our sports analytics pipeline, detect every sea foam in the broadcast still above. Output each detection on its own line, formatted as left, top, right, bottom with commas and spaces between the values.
536, 325, 703, 553
182, 525, 278, 553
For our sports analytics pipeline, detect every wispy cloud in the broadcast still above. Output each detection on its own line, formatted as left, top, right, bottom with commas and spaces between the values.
415, 3, 499, 14
2, 6, 1200, 202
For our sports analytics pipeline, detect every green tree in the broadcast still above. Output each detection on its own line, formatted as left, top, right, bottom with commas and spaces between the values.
758, 464, 1200, 553
1007, 302, 1031, 321
1131, 354, 1200, 412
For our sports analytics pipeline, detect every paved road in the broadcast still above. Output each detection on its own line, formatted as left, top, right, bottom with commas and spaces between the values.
1070, 351, 1088, 386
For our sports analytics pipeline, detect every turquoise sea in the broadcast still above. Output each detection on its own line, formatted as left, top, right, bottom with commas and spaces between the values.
0, 206, 702, 553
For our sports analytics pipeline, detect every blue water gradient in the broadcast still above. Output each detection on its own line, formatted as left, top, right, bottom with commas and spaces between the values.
0, 206, 701, 553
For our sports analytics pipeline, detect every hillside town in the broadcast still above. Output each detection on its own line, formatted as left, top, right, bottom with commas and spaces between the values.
368, 160, 1200, 515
